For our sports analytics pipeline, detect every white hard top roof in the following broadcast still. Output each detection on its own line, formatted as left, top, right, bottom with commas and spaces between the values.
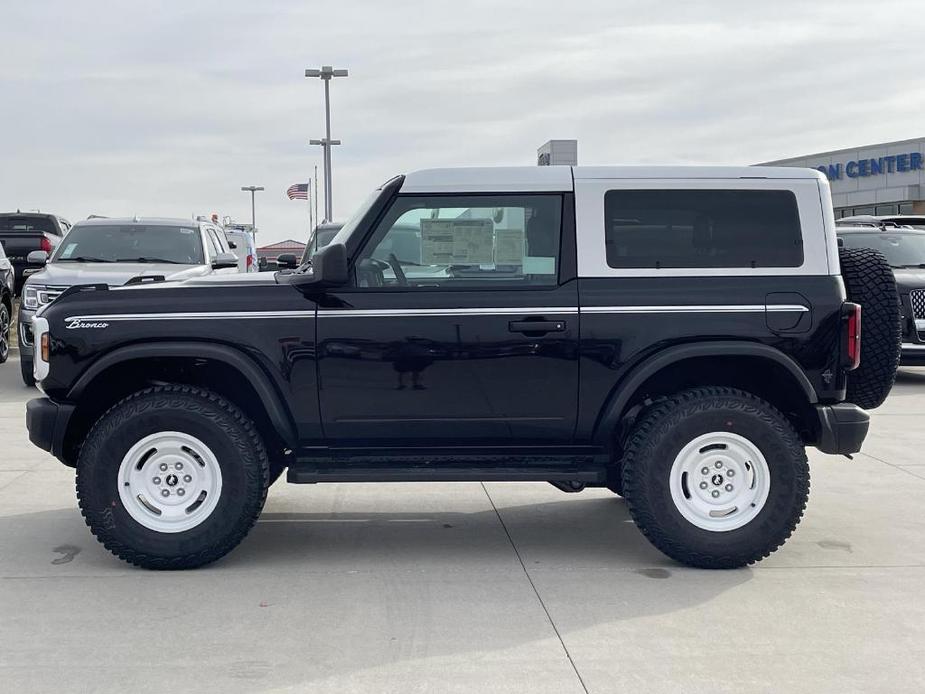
401, 167, 571, 193
400, 166, 824, 193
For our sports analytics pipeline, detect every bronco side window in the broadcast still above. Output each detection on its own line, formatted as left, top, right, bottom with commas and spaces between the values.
354, 194, 562, 289
604, 189, 803, 269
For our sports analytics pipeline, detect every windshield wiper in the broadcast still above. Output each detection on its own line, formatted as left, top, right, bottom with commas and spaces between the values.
58, 256, 115, 263
115, 257, 185, 264
893, 263, 925, 269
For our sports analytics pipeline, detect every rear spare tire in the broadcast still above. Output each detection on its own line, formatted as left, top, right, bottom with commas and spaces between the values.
839, 247, 901, 409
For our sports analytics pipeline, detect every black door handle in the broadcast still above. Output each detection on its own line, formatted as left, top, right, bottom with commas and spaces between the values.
509, 320, 567, 334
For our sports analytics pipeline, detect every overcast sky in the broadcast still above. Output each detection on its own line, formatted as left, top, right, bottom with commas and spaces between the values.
2, 0, 924, 245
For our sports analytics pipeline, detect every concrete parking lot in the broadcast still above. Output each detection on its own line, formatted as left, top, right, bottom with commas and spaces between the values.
1, 357, 924, 694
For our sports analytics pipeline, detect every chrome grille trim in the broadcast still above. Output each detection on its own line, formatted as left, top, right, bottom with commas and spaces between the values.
911, 290, 925, 320
38, 285, 69, 306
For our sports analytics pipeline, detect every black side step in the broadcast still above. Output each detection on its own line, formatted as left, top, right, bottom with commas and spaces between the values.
287, 461, 607, 484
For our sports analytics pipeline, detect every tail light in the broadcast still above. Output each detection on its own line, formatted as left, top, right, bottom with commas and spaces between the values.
246, 254, 254, 271
40, 236, 52, 254
843, 302, 861, 371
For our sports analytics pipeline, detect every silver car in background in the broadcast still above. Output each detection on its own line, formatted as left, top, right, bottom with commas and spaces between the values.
17, 216, 239, 385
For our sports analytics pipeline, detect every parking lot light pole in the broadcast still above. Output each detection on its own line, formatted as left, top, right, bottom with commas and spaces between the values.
305, 65, 348, 221
309, 138, 341, 222
240, 186, 264, 229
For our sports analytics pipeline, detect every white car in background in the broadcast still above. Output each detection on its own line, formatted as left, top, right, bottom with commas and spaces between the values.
224, 228, 258, 272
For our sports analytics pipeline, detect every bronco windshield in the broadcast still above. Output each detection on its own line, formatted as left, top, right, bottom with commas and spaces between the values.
325, 177, 404, 254
52, 225, 205, 265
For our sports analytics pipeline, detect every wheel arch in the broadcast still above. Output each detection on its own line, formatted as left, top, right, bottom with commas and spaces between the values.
592, 341, 818, 447
62, 342, 298, 467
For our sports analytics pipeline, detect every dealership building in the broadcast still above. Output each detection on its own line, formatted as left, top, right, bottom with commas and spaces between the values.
534, 137, 925, 219
762, 137, 925, 219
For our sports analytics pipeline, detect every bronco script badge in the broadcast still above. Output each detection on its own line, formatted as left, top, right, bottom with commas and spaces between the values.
65, 318, 110, 330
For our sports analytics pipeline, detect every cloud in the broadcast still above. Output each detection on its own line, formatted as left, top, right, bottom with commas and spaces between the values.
1, 0, 923, 243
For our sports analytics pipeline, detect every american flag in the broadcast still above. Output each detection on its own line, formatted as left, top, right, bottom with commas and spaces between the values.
286, 183, 309, 200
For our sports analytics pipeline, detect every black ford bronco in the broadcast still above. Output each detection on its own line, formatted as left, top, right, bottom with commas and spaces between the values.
25, 166, 901, 570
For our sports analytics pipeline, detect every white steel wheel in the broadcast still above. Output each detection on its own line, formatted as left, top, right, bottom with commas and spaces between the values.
118, 431, 223, 533
669, 431, 771, 532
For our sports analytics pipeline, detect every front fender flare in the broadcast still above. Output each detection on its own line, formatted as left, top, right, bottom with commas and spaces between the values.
67, 341, 298, 447
591, 341, 818, 445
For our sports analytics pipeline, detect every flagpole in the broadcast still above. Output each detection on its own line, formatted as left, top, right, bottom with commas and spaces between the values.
314, 165, 320, 223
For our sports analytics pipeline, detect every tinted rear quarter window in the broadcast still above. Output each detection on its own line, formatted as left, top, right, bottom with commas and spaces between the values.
604, 189, 803, 269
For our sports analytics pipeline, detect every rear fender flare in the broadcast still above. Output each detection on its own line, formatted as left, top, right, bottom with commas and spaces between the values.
591, 341, 818, 445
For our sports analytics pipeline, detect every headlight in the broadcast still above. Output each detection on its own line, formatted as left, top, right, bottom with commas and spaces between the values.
23, 284, 47, 310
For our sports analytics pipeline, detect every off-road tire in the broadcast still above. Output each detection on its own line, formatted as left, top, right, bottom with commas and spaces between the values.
839, 246, 901, 409
621, 387, 809, 569
20, 354, 35, 387
76, 385, 269, 569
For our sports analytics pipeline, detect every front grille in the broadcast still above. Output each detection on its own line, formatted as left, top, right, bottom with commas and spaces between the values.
40, 286, 67, 304
911, 290, 925, 320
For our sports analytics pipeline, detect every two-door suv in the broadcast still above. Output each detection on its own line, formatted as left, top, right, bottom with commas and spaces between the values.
25, 166, 901, 569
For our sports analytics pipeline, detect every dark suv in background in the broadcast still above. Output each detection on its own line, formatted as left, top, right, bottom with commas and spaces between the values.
0, 240, 13, 364
0, 212, 70, 294
840, 214, 925, 231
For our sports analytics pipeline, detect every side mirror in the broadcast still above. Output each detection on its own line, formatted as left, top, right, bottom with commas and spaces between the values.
276, 253, 299, 270
292, 243, 348, 289
227, 241, 238, 249
212, 252, 238, 269
27, 250, 49, 265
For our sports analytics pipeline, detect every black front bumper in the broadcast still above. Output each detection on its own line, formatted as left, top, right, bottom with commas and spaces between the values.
814, 403, 869, 455
26, 397, 76, 467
